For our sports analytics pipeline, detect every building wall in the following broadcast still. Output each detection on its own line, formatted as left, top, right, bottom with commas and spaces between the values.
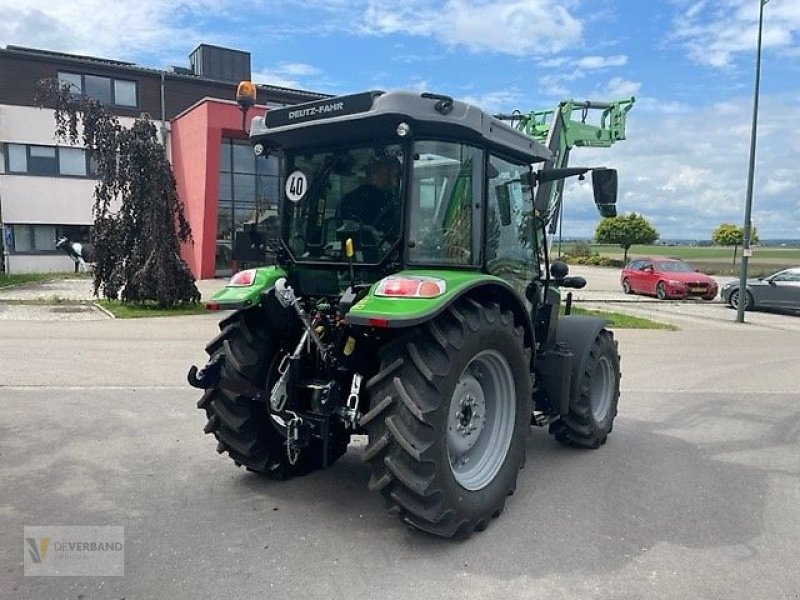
172, 98, 254, 279
0, 175, 94, 223
5, 253, 76, 274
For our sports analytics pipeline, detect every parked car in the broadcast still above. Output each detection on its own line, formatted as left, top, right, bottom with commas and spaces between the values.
620, 258, 718, 300
720, 267, 800, 311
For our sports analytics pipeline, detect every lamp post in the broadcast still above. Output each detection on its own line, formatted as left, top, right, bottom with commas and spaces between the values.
736, 0, 769, 323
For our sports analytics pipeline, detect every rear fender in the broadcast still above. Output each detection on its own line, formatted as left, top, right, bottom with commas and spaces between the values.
344, 270, 534, 349
207, 266, 288, 311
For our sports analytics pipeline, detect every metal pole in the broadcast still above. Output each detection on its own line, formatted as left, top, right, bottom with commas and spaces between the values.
557, 199, 564, 258
736, 0, 769, 323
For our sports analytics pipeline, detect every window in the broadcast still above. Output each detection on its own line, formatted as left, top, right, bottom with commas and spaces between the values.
280, 143, 403, 265
7, 144, 27, 172
58, 72, 82, 95
773, 270, 800, 283
486, 154, 537, 291
113, 80, 137, 107
407, 141, 482, 265
58, 71, 138, 108
28, 146, 58, 176
3, 144, 92, 177
11, 225, 55, 252
84, 75, 112, 105
9, 224, 91, 253
58, 147, 87, 176
216, 139, 282, 274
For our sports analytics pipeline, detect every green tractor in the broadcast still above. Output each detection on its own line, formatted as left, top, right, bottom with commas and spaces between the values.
189, 89, 634, 538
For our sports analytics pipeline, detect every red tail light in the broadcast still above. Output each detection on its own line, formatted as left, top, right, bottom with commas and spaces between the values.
228, 269, 256, 287
375, 276, 446, 298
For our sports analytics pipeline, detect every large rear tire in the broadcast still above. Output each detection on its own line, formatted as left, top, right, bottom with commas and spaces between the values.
549, 329, 620, 448
197, 308, 347, 477
361, 299, 531, 538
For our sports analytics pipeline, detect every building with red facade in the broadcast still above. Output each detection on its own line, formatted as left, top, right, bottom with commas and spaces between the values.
0, 44, 327, 277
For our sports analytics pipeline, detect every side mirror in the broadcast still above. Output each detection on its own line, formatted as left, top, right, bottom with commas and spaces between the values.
592, 168, 618, 218
550, 261, 569, 279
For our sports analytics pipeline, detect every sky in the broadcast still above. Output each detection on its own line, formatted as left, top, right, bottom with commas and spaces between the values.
2, 0, 799, 240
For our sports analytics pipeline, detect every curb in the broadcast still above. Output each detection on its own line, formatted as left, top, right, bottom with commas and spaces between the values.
91, 302, 116, 319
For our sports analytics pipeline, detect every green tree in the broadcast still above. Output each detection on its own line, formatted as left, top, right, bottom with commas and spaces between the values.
711, 223, 759, 265
35, 79, 200, 307
595, 212, 659, 262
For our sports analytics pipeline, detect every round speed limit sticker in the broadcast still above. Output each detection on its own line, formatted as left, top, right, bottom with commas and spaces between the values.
285, 170, 308, 203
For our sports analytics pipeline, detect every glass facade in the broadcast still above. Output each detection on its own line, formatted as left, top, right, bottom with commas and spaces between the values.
216, 138, 280, 275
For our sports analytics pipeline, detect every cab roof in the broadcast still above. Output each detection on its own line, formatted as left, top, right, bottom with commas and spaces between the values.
249, 90, 552, 164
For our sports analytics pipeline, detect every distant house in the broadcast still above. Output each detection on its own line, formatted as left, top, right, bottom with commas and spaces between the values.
0, 44, 328, 277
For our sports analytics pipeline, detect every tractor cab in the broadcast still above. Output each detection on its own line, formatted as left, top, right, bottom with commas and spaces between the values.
247, 91, 558, 288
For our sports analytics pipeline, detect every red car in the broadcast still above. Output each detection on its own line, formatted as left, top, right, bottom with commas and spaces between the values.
620, 258, 718, 300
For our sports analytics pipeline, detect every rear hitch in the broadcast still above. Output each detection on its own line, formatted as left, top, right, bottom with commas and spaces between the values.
188, 356, 270, 404
187, 356, 222, 390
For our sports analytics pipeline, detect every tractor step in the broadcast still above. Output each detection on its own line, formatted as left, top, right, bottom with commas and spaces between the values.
531, 411, 558, 427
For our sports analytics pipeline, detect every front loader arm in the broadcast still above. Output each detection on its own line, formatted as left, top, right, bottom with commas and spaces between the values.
496, 97, 635, 232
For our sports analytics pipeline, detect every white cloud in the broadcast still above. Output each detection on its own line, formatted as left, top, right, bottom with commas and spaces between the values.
252, 63, 322, 89
362, 0, 583, 56
597, 77, 641, 98
0, 0, 233, 63
560, 93, 800, 239
575, 54, 628, 69
460, 89, 524, 113
670, 0, 800, 67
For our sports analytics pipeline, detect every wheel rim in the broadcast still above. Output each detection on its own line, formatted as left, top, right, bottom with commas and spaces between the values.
657, 283, 666, 299
623, 279, 630, 293
732, 290, 748, 309
590, 355, 614, 422
447, 350, 515, 491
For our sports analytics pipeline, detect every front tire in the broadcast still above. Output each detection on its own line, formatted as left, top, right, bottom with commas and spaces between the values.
656, 281, 668, 300
361, 299, 531, 538
622, 278, 633, 295
729, 289, 753, 311
549, 329, 620, 448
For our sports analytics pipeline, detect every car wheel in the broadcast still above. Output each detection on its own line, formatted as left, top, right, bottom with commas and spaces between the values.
730, 289, 753, 311
656, 281, 668, 300
622, 278, 633, 295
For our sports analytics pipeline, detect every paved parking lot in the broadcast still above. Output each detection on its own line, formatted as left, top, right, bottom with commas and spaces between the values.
1, 273, 799, 599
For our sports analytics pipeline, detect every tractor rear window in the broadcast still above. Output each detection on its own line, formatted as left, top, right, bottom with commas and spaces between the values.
407, 141, 482, 265
281, 144, 403, 264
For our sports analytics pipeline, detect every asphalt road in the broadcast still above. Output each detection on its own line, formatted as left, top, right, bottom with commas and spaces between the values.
2, 296, 800, 598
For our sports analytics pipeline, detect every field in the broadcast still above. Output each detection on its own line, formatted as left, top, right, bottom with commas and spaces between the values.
560, 243, 800, 277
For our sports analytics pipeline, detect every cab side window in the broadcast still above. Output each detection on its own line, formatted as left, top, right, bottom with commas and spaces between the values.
486, 154, 537, 295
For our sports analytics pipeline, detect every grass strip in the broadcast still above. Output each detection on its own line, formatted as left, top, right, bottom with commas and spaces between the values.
564, 306, 677, 330
95, 299, 208, 318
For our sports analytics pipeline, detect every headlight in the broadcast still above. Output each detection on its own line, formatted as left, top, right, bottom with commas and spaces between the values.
668, 280, 684, 287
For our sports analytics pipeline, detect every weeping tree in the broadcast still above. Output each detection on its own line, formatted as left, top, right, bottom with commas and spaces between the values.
35, 79, 200, 307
